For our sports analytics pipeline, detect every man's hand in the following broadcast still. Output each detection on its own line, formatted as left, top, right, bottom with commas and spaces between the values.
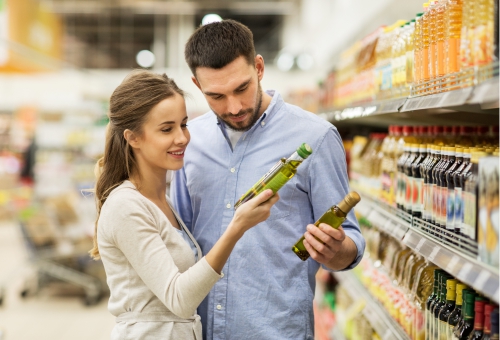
302, 223, 358, 270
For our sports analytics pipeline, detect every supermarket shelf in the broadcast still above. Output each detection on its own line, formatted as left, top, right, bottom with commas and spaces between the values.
333, 270, 410, 340
354, 192, 500, 304
319, 65, 499, 126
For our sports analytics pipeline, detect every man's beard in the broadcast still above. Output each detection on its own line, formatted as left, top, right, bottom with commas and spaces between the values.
213, 83, 263, 132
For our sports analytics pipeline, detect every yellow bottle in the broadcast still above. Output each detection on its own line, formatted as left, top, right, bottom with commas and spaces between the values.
414, 13, 424, 92
435, 0, 447, 87
474, 0, 495, 66
291, 192, 361, 261
422, 3, 432, 89
445, 0, 464, 78
429, 1, 439, 86
460, 0, 476, 68
406, 20, 416, 87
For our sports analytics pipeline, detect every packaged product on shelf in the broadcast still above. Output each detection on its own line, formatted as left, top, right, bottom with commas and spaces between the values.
477, 155, 499, 267
411, 142, 428, 218
489, 308, 499, 339
446, 147, 464, 234
432, 273, 453, 339
437, 279, 458, 340
482, 304, 495, 339
469, 298, 487, 340
414, 262, 439, 340
445, 0, 463, 77
446, 283, 468, 340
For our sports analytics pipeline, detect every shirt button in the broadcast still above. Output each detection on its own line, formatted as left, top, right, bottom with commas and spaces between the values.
226, 203, 231, 209
261, 121, 266, 126
230, 168, 235, 173
216, 304, 222, 310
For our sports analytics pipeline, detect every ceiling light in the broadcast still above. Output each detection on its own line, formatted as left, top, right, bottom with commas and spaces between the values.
136, 50, 155, 68
276, 53, 294, 72
202, 14, 222, 26
297, 53, 314, 71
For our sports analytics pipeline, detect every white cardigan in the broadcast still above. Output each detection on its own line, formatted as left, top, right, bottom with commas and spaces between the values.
97, 181, 221, 340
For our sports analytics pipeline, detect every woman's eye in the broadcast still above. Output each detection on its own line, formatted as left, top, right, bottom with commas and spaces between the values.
181, 124, 188, 129
161, 128, 172, 133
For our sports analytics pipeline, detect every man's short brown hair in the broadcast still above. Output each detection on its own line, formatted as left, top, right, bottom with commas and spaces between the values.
184, 19, 256, 75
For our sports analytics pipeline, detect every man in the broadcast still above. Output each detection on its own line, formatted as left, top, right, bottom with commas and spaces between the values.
170, 19, 365, 340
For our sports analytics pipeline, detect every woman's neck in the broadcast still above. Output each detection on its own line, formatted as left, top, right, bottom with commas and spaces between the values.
129, 168, 168, 202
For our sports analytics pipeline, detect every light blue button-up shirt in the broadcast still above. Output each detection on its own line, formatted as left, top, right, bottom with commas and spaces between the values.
170, 90, 365, 340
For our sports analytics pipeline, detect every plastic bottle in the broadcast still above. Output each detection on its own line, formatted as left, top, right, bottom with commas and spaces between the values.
429, 1, 440, 87
422, 2, 432, 90
460, 0, 476, 68
436, 0, 447, 89
473, 0, 495, 66
445, 0, 463, 77
406, 20, 416, 87
414, 13, 425, 91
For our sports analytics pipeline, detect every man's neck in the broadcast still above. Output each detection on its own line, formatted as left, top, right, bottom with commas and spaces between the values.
257, 91, 273, 117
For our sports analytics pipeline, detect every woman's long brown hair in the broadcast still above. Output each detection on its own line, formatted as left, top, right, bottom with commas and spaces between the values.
89, 70, 184, 259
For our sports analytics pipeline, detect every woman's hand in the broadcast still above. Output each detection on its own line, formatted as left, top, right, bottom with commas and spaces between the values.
228, 190, 279, 238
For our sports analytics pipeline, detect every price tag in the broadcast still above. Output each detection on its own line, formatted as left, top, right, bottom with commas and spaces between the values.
428, 246, 441, 262
395, 223, 408, 240
473, 271, 491, 291
446, 256, 460, 272
458, 263, 473, 280
440, 88, 472, 107
415, 238, 426, 252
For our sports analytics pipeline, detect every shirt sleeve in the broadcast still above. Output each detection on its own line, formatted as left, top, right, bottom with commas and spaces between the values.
307, 126, 366, 271
109, 197, 220, 319
170, 167, 194, 232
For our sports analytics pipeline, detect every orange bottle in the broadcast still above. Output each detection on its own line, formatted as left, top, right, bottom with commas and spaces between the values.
422, 3, 431, 89
429, 1, 439, 85
445, 0, 463, 76
435, 0, 447, 87
474, 0, 495, 66
414, 13, 424, 91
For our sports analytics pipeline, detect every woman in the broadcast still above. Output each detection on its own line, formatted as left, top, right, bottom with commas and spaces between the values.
89, 70, 278, 340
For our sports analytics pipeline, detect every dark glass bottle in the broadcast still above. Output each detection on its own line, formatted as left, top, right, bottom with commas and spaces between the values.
447, 283, 468, 340
423, 145, 438, 224
438, 147, 455, 238
438, 278, 457, 339
446, 147, 464, 241
453, 290, 475, 339
411, 143, 427, 218
468, 299, 486, 340
453, 292, 477, 339
397, 145, 411, 210
433, 274, 452, 339
403, 143, 418, 214
427, 269, 444, 339
489, 309, 499, 340
455, 148, 474, 245
431, 146, 445, 228
481, 304, 494, 340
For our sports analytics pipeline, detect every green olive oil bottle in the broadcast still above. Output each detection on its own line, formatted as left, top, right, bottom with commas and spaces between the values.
234, 143, 312, 209
291, 191, 361, 261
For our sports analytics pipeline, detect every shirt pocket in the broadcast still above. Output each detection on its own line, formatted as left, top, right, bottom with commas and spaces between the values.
266, 177, 297, 221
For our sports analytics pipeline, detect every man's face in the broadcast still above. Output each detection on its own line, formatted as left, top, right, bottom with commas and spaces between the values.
193, 55, 264, 131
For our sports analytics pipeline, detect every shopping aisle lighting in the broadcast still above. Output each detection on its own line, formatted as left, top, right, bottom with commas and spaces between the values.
136, 50, 155, 68
276, 52, 294, 71
297, 53, 314, 71
202, 14, 222, 26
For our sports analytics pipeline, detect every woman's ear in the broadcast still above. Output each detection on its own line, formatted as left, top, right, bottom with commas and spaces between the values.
124, 129, 141, 149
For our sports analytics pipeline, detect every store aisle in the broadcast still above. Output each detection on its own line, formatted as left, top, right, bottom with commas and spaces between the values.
0, 221, 114, 340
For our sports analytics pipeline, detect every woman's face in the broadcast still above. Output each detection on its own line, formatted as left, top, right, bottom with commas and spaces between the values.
131, 94, 190, 172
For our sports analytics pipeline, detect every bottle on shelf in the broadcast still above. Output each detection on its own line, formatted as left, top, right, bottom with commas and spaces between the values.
292, 192, 361, 261
446, 283, 468, 340
431, 146, 445, 230
413, 262, 439, 340
490, 309, 499, 340
422, 2, 432, 90
433, 273, 452, 339
446, 147, 463, 239
414, 12, 425, 91
404, 143, 419, 214
438, 279, 457, 340
453, 290, 477, 339
481, 304, 494, 340
473, 0, 495, 66
234, 143, 312, 209
406, 19, 416, 87
460, 0, 476, 69
429, 1, 439, 87
444, 0, 463, 84
437, 147, 455, 237
435, 0, 447, 88
423, 145, 438, 224
462, 150, 486, 245
455, 147, 474, 244
412, 142, 428, 218
468, 298, 487, 340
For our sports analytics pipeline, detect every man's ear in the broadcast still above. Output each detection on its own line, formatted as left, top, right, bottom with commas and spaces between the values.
192, 76, 202, 91
255, 55, 265, 81
124, 129, 140, 149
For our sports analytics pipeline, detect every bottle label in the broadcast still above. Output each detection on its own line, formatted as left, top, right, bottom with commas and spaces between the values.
454, 187, 463, 231
413, 178, 424, 212
446, 188, 455, 230
423, 182, 429, 219
432, 183, 438, 222
405, 175, 413, 209
441, 186, 448, 227
439, 320, 448, 340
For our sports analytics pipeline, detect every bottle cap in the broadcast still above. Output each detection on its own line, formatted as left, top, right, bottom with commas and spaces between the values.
460, 126, 474, 135
451, 126, 459, 135
297, 143, 313, 159
476, 126, 489, 134
337, 192, 361, 214
403, 126, 413, 135
455, 283, 467, 305
433, 126, 443, 134
484, 304, 494, 332
443, 126, 453, 135
446, 279, 457, 300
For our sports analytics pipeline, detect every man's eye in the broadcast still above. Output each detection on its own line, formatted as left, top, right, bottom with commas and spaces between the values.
212, 95, 223, 100
237, 87, 248, 93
